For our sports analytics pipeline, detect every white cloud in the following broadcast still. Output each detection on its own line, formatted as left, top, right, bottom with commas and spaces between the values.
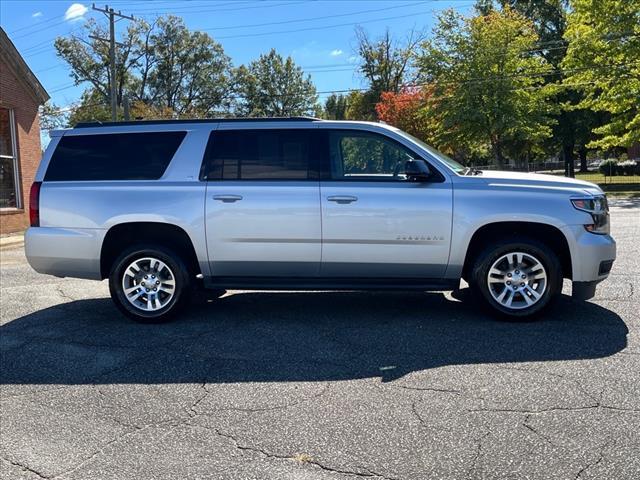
330, 49, 343, 57
32, 11, 43, 18
64, 3, 88, 21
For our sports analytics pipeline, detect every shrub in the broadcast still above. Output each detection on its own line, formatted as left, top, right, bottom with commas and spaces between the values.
618, 160, 639, 176
599, 159, 619, 176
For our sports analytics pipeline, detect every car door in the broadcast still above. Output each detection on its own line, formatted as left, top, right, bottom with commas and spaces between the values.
203, 127, 321, 277
319, 129, 453, 278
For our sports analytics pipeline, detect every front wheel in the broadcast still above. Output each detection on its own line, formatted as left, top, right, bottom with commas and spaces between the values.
108, 245, 192, 323
470, 237, 562, 320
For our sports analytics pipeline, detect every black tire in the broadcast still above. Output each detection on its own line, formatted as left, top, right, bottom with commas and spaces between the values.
108, 245, 192, 323
469, 236, 562, 320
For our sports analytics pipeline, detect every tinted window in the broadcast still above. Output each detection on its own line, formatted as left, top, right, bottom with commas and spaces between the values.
45, 132, 186, 181
328, 130, 416, 181
201, 129, 313, 180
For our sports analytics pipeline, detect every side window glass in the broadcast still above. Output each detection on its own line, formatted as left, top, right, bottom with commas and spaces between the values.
202, 129, 311, 180
329, 131, 416, 180
45, 132, 186, 181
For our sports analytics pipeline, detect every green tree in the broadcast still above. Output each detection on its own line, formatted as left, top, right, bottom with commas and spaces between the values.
498, 1, 569, 65
67, 90, 113, 126
54, 16, 234, 123
323, 93, 349, 120
234, 49, 318, 117
55, 18, 149, 117
498, 0, 602, 174
354, 27, 424, 119
416, 8, 555, 167
562, 0, 640, 150
143, 16, 233, 116
39, 102, 67, 131
475, 0, 495, 15
343, 91, 372, 121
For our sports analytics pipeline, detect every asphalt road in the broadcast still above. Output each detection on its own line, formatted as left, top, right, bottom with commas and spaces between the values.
1, 201, 639, 480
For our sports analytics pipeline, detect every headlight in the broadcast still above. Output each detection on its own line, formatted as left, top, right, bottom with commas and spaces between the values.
571, 195, 610, 234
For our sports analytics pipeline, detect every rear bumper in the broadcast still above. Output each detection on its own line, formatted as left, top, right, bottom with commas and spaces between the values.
25, 227, 103, 280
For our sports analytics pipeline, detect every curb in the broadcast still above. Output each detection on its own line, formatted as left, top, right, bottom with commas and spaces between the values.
0, 233, 24, 250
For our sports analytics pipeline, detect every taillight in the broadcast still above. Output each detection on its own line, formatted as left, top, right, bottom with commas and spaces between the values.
29, 181, 41, 227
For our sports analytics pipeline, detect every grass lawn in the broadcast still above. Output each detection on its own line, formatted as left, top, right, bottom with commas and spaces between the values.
573, 171, 640, 185
548, 170, 640, 188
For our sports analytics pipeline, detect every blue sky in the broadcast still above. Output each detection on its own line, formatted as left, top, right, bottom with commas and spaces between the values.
0, 0, 474, 109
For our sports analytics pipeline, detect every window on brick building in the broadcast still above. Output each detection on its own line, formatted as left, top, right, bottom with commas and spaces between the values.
0, 108, 20, 209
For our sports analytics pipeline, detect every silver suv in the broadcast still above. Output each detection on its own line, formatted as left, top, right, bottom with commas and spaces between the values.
25, 117, 616, 322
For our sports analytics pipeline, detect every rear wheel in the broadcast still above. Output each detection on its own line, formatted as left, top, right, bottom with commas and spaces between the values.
108, 245, 191, 323
470, 237, 562, 320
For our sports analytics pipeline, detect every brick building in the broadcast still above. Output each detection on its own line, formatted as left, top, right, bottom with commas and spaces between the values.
0, 27, 49, 234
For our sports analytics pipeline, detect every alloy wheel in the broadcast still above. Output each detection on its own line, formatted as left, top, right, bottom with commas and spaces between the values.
486, 251, 547, 310
121, 257, 176, 312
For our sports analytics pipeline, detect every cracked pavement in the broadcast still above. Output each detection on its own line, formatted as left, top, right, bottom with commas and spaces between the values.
1, 203, 639, 480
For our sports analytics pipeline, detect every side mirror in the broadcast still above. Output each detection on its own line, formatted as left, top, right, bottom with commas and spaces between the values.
405, 159, 432, 182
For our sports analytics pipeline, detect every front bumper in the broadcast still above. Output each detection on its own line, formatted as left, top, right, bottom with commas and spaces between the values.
571, 258, 614, 300
572, 280, 601, 301
561, 225, 616, 300
561, 225, 616, 282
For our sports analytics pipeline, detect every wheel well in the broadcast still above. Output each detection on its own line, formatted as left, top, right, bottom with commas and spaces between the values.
100, 222, 201, 279
462, 222, 572, 280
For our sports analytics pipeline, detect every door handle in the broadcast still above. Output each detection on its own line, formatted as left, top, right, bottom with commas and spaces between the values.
327, 195, 358, 204
213, 194, 243, 203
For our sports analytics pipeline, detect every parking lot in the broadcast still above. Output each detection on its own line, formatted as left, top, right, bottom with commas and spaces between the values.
1, 200, 638, 480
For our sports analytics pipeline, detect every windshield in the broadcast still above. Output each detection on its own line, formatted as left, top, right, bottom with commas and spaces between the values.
398, 131, 466, 174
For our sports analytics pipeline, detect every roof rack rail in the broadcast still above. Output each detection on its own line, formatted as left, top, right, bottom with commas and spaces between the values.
74, 116, 321, 128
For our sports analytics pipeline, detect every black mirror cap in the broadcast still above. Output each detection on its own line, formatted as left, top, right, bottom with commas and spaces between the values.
405, 159, 432, 182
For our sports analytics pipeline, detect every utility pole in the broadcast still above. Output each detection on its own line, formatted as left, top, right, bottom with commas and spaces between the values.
90, 4, 135, 121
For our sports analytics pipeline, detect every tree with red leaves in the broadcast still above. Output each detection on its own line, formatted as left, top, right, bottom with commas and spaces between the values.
375, 86, 436, 143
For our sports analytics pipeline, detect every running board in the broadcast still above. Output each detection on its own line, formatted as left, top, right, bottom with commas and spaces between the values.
204, 277, 459, 291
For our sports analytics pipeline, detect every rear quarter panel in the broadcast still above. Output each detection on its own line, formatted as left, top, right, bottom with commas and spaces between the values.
32, 126, 211, 278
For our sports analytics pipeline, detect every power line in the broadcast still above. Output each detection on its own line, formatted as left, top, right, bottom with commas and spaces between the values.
18, 3, 637, 65
7, 15, 63, 35
309, 61, 638, 83
306, 68, 357, 74
48, 83, 80, 94
215, 7, 458, 40
128, 1, 309, 15
11, 18, 79, 41
200, 1, 427, 31
15, 0, 429, 60
124, 0, 466, 14
9, 3, 230, 43
125, 0, 260, 13
10, 0, 261, 38
40, 62, 354, 77
35, 64, 65, 75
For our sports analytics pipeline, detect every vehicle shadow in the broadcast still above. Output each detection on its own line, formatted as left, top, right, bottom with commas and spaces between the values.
0, 290, 628, 385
